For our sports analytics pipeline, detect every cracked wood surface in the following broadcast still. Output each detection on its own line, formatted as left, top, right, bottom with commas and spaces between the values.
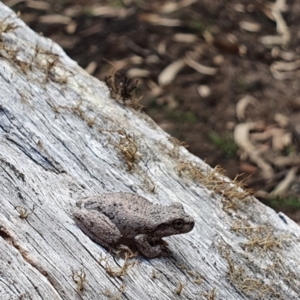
0, 3, 300, 300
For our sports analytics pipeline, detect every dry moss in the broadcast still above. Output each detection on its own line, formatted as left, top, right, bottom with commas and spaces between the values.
176, 162, 253, 212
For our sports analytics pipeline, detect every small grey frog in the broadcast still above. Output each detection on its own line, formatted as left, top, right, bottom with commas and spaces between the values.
73, 192, 194, 258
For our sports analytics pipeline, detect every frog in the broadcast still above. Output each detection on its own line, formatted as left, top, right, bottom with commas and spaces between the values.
73, 192, 195, 258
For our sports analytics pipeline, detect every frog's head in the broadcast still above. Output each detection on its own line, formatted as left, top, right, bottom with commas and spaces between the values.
153, 202, 194, 238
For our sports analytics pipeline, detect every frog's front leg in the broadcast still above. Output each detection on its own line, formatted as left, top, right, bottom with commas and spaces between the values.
73, 207, 122, 249
134, 234, 166, 258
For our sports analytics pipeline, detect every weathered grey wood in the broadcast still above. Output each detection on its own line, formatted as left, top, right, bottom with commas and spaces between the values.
0, 3, 300, 300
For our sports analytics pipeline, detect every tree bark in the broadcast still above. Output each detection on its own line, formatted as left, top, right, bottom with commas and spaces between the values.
0, 3, 300, 300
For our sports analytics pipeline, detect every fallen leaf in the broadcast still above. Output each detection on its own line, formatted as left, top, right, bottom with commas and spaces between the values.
127, 68, 150, 78
85, 61, 98, 75
234, 122, 274, 179
90, 6, 134, 19
39, 14, 72, 25
173, 33, 198, 43
239, 20, 261, 32
184, 53, 217, 75
236, 95, 257, 121
138, 14, 181, 27
158, 59, 186, 86
274, 113, 289, 127
270, 128, 291, 151
160, 0, 197, 14
26, 0, 50, 11
271, 167, 298, 196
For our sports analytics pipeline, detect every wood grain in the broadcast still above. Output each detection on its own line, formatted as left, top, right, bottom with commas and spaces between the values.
0, 3, 300, 299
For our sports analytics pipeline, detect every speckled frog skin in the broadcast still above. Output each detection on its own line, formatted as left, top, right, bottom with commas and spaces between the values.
73, 192, 195, 258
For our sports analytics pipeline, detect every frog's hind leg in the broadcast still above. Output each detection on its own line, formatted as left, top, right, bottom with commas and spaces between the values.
73, 207, 122, 249
134, 234, 166, 258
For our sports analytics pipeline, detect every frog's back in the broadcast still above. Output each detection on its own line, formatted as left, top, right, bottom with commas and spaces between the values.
99, 192, 156, 217
97, 193, 164, 235
99, 192, 150, 209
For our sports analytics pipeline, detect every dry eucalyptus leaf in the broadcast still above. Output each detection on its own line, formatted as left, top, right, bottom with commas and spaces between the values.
270, 60, 300, 80
234, 123, 274, 179
272, 0, 288, 12
105, 56, 143, 72
26, 0, 50, 11
271, 48, 296, 61
273, 9, 289, 39
273, 155, 300, 167
274, 113, 289, 127
173, 33, 198, 43
239, 163, 258, 174
271, 128, 291, 151
65, 20, 77, 34
39, 14, 72, 25
236, 95, 257, 121
259, 35, 286, 47
258, 0, 290, 47
85, 61, 98, 75
157, 40, 167, 55
272, 60, 300, 72
279, 51, 296, 61
64, 5, 82, 18
160, 0, 197, 14
239, 20, 261, 32
91, 6, 134, 19
145, 55, 160, 64
126, 68, 150, 78
271, 167, 298, 196
184, 53, 217, 76
138, 14, 181, 27
146, 80, 163, 97
160, 2, 180, 14
158, 59, 186, 86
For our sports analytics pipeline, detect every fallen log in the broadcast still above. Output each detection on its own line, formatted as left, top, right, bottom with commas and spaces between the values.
0, 3, 300, 299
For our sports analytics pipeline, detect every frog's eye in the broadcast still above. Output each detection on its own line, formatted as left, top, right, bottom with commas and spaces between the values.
173, 219, 184, 230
